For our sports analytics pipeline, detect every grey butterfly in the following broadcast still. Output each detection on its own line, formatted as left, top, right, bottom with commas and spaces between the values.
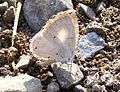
30, 10, 79, 64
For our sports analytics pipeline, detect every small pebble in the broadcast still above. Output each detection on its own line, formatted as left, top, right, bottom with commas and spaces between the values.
47, 71, 53, 77
47, 82, 60, 92
78, 3, 97, 21
15, 54, 31, 69
92, 84, 107, 92
0, 2, 8, 14
5, 0, 17, 7
52, 62, 84, 88
3, 6, 15, 24
96, 1, 106, 12
84, 72, 100, 87
100, 71, 114, 86
74, 85, 87, 92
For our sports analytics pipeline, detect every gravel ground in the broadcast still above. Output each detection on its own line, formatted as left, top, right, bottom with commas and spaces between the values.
0, 0, 120, 92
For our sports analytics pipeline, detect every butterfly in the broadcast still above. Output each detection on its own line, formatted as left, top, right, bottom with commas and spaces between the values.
30, 10, 79, 64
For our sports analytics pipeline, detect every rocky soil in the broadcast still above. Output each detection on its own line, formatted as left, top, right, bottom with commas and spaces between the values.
0, 0, 120, 92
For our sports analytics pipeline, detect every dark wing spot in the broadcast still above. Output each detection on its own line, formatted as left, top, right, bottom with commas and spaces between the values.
68, 58, 70, 61
53, 36, 56, 39
48, 56, 50, 58
35, 47, 37, 49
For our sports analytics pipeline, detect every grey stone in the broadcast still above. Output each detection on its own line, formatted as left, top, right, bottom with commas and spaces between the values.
77, 32, 106, 59
15, 54, 31, 69
0, 74, 42, 92
78, 3, 97, 21
47, 82, 60, 92
74, 85, 87, 92
23, 0, 73, 32
52, 62, 84, 88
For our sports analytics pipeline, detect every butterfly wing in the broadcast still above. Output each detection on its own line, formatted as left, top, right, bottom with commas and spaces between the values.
30, 10, 79, 63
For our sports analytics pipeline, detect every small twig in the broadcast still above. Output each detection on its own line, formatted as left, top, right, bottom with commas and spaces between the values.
12, 1, 22, 46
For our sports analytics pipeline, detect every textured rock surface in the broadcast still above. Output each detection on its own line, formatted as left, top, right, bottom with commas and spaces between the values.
47, 82, 60, 92
23, 0, 73, 31
0, 74, 42, 92
78, 32, 106, 59
52, 62, 84, 88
